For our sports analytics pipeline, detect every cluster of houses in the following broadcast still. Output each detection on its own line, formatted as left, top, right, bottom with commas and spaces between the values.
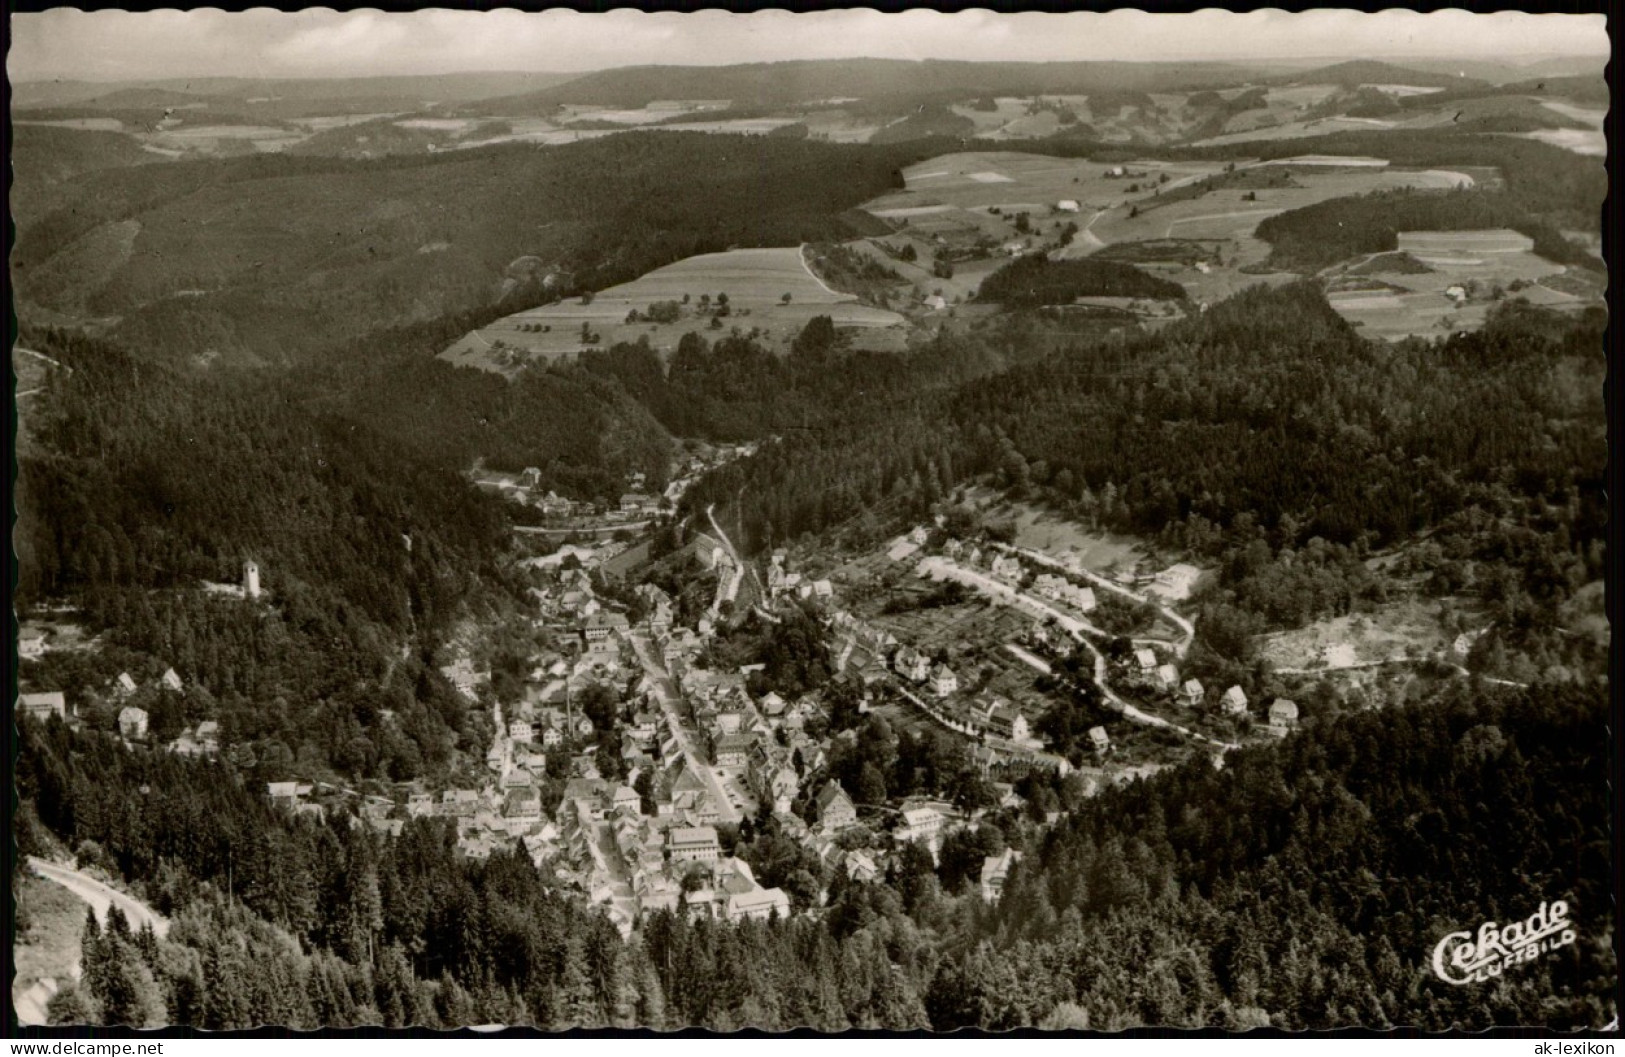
476, 467, 670, 525
14, 653, 225, 755
107, 665, 191, 745
765, 550, 834, 603
491, 452, 758, 528
1211, 685, 1298, 736
290, 530, 836, 932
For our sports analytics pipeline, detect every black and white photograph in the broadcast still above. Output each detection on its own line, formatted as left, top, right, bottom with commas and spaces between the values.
8, 6, 1615, 1037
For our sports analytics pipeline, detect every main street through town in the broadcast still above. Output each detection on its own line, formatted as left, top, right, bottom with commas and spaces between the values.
630, 632, 742, 825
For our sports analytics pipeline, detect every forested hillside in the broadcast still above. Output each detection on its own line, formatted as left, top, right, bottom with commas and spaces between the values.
16, 679, 1610, 1030
930, 681, 1613, 1031
13, 320, 676, 783
686, 285, 1603, 555
10, 124, 166, 221
577, 313, 1044, 443
12, 133, 942, 364
466, 58, 1273, 113
978, 257, 1186, 306
682, 287, 1607, 690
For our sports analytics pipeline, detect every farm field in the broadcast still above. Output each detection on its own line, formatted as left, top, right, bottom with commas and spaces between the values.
859, 152, 1235, 294
798, 108, 888, 143
289, 113, 403, 130
868, 152, 1230, 219
1323, 229, 1578, 341
1073, 162, 1480, 306
1090, 163, 1474, 245
442, 246, 908, 373
948, 97, 1036, 136
554, 101, 730, 125
15, 116, 127, 131
1191, 115, 1400, 147
861, 151, 1486, 312
1519, 127, 1606, 158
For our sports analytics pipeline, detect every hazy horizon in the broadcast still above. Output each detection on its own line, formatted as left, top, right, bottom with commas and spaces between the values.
10, 9, 1608, 84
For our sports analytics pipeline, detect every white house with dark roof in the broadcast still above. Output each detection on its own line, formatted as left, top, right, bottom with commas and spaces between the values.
981, 847, 1022, 902
18, 691, 66, 722
726, 886, 790, 922
19, 628, 48, 660
898, 806, 944, 846
815, 781, 858, 830
118, 706, 149, 739
1268, 699, 1300, 737
668, 826, 720, 862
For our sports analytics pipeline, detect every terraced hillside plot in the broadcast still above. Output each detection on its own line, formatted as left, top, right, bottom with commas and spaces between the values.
443, 247, 907, 372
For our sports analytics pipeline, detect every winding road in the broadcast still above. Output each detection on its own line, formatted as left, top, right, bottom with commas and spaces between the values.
29, 857, 170, 939
15, 858, 172, 1026
918, 554, 1235, 751
991, 542, 1196, 658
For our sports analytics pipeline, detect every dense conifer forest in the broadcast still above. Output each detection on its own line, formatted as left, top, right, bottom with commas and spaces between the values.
977, 257, 1186, 306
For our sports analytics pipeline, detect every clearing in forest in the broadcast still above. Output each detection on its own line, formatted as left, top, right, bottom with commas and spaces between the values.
442, 246, 907, 374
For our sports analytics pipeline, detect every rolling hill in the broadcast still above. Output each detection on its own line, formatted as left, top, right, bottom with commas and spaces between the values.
1264, 60, 1486, 90
11, 132, 941, 365
10, 71, 581, 111
465, 58, 1284, 114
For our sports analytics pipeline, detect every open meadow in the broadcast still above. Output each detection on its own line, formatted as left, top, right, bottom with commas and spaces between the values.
1258, 598, 1458, 671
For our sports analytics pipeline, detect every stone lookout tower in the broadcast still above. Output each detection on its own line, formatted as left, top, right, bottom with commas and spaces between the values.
243, 559, 261, 600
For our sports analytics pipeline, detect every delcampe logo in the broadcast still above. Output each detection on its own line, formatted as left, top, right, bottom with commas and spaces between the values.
1432, 900, 1577, 985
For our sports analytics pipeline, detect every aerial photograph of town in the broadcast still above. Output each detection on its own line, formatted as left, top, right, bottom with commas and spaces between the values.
8, 6, 1615, 1039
